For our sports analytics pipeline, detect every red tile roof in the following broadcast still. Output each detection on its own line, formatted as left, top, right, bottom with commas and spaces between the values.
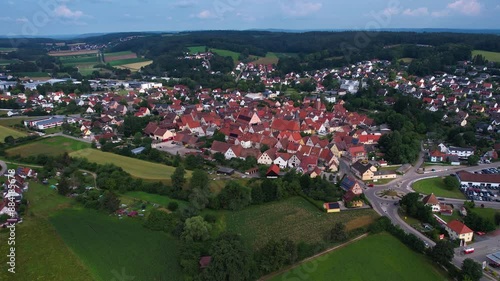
447, 220, 473, 235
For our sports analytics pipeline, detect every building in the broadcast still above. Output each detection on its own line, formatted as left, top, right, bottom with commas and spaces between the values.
24, 116, 76, 130
351, 160, 376, 181
457, 171, 500, 188
347, 145, 366, 163
323, 202, 340, 213
340, 176, 363, 195
445, 220, 474, 243
216, 167, 234, 176
448, 146, 474, 159
422, 193, 440, 212
266, 164, 280, 178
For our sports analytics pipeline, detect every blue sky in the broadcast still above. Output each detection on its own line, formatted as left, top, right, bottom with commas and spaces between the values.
0, 0, 499, 36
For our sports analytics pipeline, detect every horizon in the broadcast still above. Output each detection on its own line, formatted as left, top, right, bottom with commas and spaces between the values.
0, 0, 499, 36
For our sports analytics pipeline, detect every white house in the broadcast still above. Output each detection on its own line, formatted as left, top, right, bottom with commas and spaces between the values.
445, 220, 474, 243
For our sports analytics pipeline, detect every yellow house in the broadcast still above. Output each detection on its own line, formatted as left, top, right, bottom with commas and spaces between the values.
351, 161, 377, 181
446, 220, 474, 243
324, 202, 340, 213
330, 143, 343, 158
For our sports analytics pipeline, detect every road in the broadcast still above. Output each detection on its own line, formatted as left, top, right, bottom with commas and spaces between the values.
43, 132, 92, 143
341, 151, 500, 280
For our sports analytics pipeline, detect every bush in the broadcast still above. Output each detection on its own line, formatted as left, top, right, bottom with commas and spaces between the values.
168, 202, 179, 212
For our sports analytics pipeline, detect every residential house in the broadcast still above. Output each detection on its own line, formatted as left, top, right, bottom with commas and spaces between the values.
445, 220, 474, 243
323, 202, 341, 213
351, 160, 377, 181
422, 193, 441, 212
340, 176, 363, 195
346, 145, 366, 163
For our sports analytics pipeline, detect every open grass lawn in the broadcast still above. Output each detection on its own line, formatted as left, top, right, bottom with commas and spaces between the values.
70, 148, 191, 181
0, 181, 94, 281
109, 57, 149, 67
211, 48, 240, 63
473, 50, 500, 63
50, 209, 182, 281
123, 191, 189, 210
400, 57, 414, 63
252, 52, 279, 65
188, 46, 207, 54
269, 232, 447, 281
223, 197, 379, 249
59, 54, 100, 65
0, 125, 27, 142
7, 136, 91, 157
412, 177, 466, 199
0, 116, 38, 127
471, 207, 498, 224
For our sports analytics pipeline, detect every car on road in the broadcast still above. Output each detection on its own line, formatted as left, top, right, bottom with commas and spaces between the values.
476, 231, 486, 236
368, 184, 374, 187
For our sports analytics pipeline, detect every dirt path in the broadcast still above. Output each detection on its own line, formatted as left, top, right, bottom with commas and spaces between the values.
259, 233, 369, 281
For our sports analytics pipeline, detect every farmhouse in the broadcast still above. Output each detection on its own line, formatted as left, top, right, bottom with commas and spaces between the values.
445, 220, 474, 243
457, 170, 500, 188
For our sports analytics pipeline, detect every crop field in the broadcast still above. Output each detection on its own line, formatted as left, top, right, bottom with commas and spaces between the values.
6, 136, 91, 157
473, 50, 500, 63
269, 232, 446, 281
70, 148, 191, 180
50, 208, 182, 281
252, 52, 280, 65
117, 60, 153, 71
0, 59, 18, 66
0, 181, 94, 281
0, 125, 27, 141
104, 51, 137, 62
108, 57, 149, 67
59, 54, 100, 66
0, 47, 17, 53
188, 46, 207, 54
400, 57, 415, 63
223, 196, 379, 249
412, 177, 466, 199
49, 50, 99, 56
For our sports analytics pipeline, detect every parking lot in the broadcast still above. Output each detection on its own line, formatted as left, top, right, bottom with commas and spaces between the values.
460, 167, 500, 202
154, 141, 201, 156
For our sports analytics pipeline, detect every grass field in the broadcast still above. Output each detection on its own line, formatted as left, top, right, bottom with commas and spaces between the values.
252, 52, 279, 65
269, 232, 446, 281
0, 59, 17, 66
211, 48, 240, 63
123, 191, 189, 209
222, 197, 379, 249
104, 51, 135, 57
49, 50, 99, 56
0, 181, 94, 281
0, 116, 37, 127
0, 125, 27, 141
0, 47, 17, 53
471, 208, 498, 225
6, 136, 91, 157
473, 50, 500, 63
109, 58, 149, 67
70, 148, 190, 181
400, 57, 414, 63
117, 60, 153, 71
14, 72, 51, 78
188, 46, 207, 54
50, 208, 182, 281
412, 177, 466, 199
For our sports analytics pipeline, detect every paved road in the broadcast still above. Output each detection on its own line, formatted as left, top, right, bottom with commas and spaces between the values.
0, 160, 7, 176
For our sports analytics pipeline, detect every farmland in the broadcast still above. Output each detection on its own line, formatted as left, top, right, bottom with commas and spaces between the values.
109, 57, 150, 67
0, 181, 94, 281
473, 50, 500, 63
14, 72, 51, 78
117, 60, 153, 71
269, 232, 445, 281
104, 51, 137, 62
123, 191, 189, 210
59, 54, 100, 66
252, 52, 280, 65
6, 136, 91, 157
50, 209, 182, 281
48, 50, 99, 56
70, 148, 190, 181
0, 125, 27, 141
412, 177, 466, 199
223, 196, 379, 249
188, 46, 207, 54
211, 48, 241, 63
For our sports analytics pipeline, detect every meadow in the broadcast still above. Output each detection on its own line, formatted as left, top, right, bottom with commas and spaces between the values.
222, 197, 378, 249
269, 232, 446, 281
252, 52, 280, 65
122, 191, 189, 210
6, 136, 91, 157
412, 177, 466, 199
109, 57, 150, 67
188, 46, 207, 54
70, 148, 190, 181
473, 50, 500, 63
0, 125, 27, 142
50, 209, 182, 281
117, 60, 153, 71
211, 48, 241, 63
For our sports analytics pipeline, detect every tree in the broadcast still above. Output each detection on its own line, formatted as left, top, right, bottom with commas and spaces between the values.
326, 222, 348, 242
0, 214, 9, 224
495, 212, 500, 226
181, 216, 212, 242
202, 233, 253, 281
57, 177, 70, 196
430, 240, 455, 265
255, 239, 297, 274
460, 258, 483, 281
144, 209, 177, 231
444, 176, 460, 190
4, 135, 14, 145
189, 169, 209, 191
217, 181, 252, 210
171, 165, 186, 193
101, 191, 120, 213
468, 155, 480, 166
168, 202, 179, 212
189, 188, 210, 210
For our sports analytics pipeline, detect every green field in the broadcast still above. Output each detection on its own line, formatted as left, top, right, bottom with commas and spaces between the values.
473, 50, 500, 63
0, 181, 94, 281
187, 46, 207, 54
6, 136, 91, 157
0, 125, 27, 141
252, 52, 279, 65
400, 57, 414, 63
0, 116, 38, 127
59, 54, 100, 65
104, 51, 135, 57
471, 207, 498, 224
70, 148, 190, 181
14, 72, 51, 77
0, 47, 17, 52
0, 59, 17, 66
50, 209, 182, 281
223, 197, 379, 249
412, 177, 466, 199
270, 232, 446, 281
123, 191, 189, 209
109, 58, 149, 66
211, 48, 240, 63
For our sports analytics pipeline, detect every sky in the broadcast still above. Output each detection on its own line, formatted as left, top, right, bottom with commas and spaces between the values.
0, 0, 499, 36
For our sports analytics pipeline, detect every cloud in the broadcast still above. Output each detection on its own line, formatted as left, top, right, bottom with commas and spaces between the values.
447, 0, 481, 15
495, 4, 500, 10
431, 10, 449, 17
15, 17, 29, 23
53, 5, 84, 19
402, 7, 429, 16
281, 1, 322, 17
382, 7, 400, 16
196, 10, 216, 19
172, 0, 197, 8
0, 17, 13, 22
